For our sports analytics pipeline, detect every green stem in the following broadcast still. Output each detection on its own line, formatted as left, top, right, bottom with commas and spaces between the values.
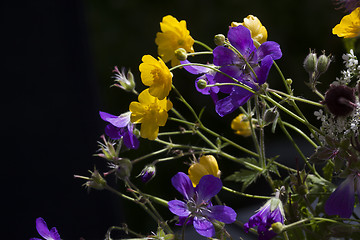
194, 39, 213, 51
131, 148, 169, 164
222, 186, 271, 199
268, 88, 323, 107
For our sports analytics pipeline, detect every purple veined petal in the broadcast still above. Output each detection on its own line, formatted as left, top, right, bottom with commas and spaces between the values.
268, 207, 284, 224
356, 175, 360, 200
195, 175, 222, 202
177, 216, 193, 226
227, 26, 256, 58
255, 55, 274, 85
35, 217, 52, 240
49, 227, 61, 240
193, 216, 215, 238
104, 124, 122, 139
171, 172, 195, 200
213, 46, 241, 66
180, 60, 210, 75
213, 65, 244, 94
215, 89, 253, 117
257, 41, 282, 61
206, 205, 237, 224
122, 124, 139, 149
325, 175, 355, 218
99, 111, 131, 128
195, 74, 219, 95
168, 200, 191, 217
30, 238, 43, 240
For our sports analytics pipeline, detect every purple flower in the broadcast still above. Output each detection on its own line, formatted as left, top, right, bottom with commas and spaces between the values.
244, 198, 284, 240
138, 164, 156, 183
30, 217, 61, 240
325, 173, 360, 218
212, 25, 282, 116
99, 111, 139, 149
168, 172, 237, 237
180, 59, 220, 98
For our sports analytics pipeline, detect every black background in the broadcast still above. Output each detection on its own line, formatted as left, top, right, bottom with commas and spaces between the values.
3, 0, 348, 239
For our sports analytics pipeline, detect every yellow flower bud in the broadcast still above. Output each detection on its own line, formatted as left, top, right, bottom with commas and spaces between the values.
231, 15, 268, 46
231, 114, 252, 137
188, 155, 221, 186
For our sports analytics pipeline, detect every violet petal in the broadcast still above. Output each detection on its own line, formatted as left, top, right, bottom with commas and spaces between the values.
180, 60, 209, 74
207, 205, 237, 224
99, 111, 131, 128
35, 217, 52, 240
213, 46, 240, 66
227, 26, 256, 58
168, 200, 191, 217
325, 176, 355, 218
193, 216, 215, 238
195, 175, 222, 202
257, 41, 282, 61
49, 227, 61, 240
171, 172, 195, 200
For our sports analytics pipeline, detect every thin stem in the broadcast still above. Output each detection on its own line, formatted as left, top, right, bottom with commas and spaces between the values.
194, 39, 213, 51
268, 88, 323, 107
131, 148, 169, 164
222, 186, 271, 199
186, 51, 213, 56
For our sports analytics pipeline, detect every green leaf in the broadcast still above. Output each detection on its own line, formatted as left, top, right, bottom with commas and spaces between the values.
225, 169, 260, 191
322, 161, 334, 182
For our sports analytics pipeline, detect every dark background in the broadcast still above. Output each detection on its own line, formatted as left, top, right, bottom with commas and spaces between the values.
3, 0, 347, 239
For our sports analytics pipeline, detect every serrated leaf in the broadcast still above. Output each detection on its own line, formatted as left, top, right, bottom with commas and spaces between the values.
224, 169, 260, 191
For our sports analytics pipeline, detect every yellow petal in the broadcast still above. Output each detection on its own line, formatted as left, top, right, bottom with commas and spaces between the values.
199, 155, 220, 177
333, 7, 360, 38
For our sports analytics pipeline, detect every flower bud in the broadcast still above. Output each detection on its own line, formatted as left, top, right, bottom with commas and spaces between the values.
138, 164, 156, 183
270, 222, 284, 234
214, 34, 226, 46
264, 107, 278, 123
231, 114, 252, 137
115, 158, 132, 180
316, 52, 332, 75
197, 79, 208, 89
323, 84, 356, 116
174, 48, 187, 61
303, 51, 317, 75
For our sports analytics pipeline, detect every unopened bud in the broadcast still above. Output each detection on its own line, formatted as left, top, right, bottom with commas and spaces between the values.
112, 66, 136, 92
264, 107, 278, 123
286, 78, 292, 85
115, 158, 132, 180
138, 164, 156, 183
303, 51, 317, 75
175, 48, 187, 61
197, 79, 208, 89
214, 34, 226, 46
270, 222, 284, 234
316, 53, 332, 75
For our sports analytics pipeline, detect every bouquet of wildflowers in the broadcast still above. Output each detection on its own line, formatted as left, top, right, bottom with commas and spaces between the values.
31, 2, 360, 240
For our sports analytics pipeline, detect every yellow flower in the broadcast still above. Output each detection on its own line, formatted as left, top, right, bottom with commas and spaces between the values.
139, 55, 173, 100
188, 155, 221, 186
333, 7, 360, 38
231, 15, 268, 46
155, 15, 195, 67
129, 89, 173, 140
231, 114, 252, 137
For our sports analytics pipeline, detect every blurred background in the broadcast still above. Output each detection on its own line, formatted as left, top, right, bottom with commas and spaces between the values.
3, 0, 348, 239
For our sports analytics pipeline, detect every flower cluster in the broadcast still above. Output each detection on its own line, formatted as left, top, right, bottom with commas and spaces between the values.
35, 4, 360, 240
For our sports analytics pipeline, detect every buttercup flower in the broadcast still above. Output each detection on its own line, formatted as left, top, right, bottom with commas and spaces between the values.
333, 7, 360, 38
99, 111, 139, 149
168, 172, 237, 237
324, 173, 360, 218
139, 55, 173, 100
231, 15, 268, 45
129, 89, 173, 140
231, 113, 252, 137
30, 217, 61, 240
188, 155, 221, 186
212, 25, 282, 116
155, 15, 195, 67
244, 197, 285, 240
